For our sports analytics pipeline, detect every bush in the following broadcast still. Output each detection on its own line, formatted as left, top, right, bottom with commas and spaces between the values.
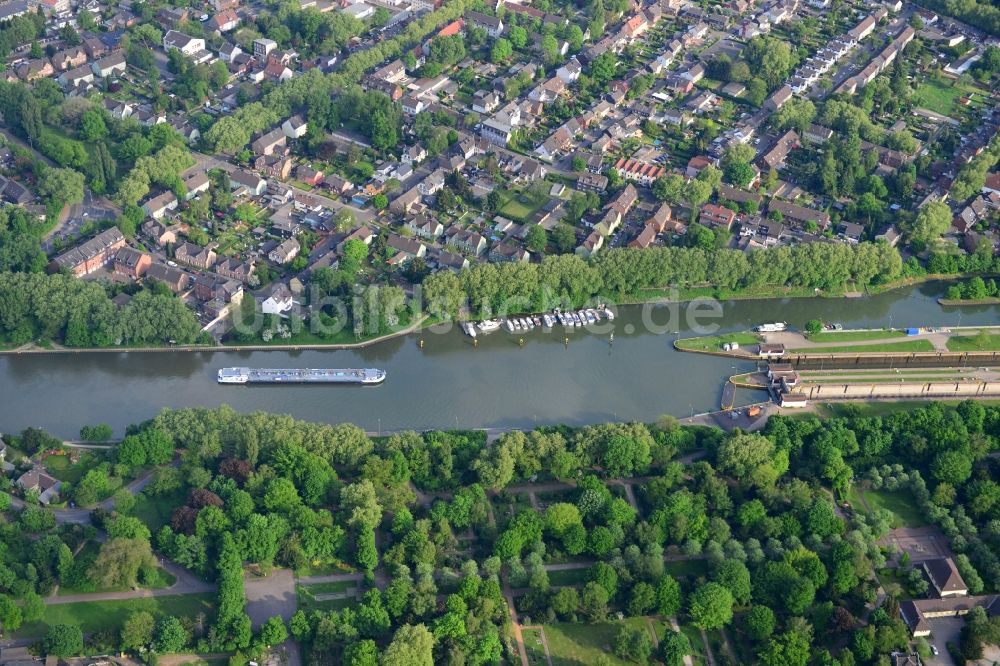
44, 624, 84, 657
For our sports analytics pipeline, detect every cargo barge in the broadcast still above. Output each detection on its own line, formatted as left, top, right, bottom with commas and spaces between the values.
218, 367, 386, 385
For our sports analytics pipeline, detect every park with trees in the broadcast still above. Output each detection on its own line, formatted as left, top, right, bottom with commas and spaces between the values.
0, 399, 997, 664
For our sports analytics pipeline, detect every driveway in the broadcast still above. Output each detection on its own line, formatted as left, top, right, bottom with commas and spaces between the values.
924, 617, 962, 666
244, 569, 297, 628
244, 569, 300, 666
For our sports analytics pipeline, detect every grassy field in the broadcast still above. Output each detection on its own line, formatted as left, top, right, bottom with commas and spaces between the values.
675, 332, 759, 352
522, 627, 549, 666
296, 585, 359, 614
131, 489, 184, 532
543, 619, 654, 666
299, 580, 357, 594
806, 329, 906, 342
913, 79, 965, 116
664, 559, 709, 580
498, 187, 550, 222
946, 332, 1000, 351
43, 452, 101, 485
876, 567, 919, 598
849, 487, 927, 528
14, 593, 216, 638
548, 568, 589, 587
789, 340, 936, 353
680, 624, 708, 666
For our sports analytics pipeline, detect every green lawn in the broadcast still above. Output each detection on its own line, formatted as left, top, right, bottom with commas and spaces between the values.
522, 627, 549, 666
675, 332, 759, 352
913, 80, 965, 116
806, 329, 906, 342
946, 332, 1000, 351
293, 559, 356, 578
296, 585, 359, 613
876, 567, 919, 598
43, 452, 101, 485
14, 593, 216, 638
849, 487, 927, 528
548, 568, 589, 587
789, 340, 936, 353
664, 559, 709, 580
300, 580, 357, 594
680, 624, 708, 666
498, 187, 551, 222
543, 619, 654, 666
131, 489, 184, 532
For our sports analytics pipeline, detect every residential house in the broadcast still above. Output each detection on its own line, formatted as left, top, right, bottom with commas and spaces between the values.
465, 11, 504, 37
296, 165, 325, 187
556, 57, 582, 83
390, 187, 423, 215
324, 173, 354, 195
419, 170, 447, 196
163, 30, 205, 55
401, 94, 426, 116
576, 230, 603, 257
437, 250, 469, 271
0, 178, 33, 205
768, 199, 831, 230
219, 42, 242, 63
577, 172, 609, 193
472, 90, 500, 114
281, 115, 308, 139
230, 170, 267, 196
142, 191, 178, 219
686, 155, 714, 178
50, 46, 87, 71
91, 52, 127, 77
718, 184, 763, 208
145, 264, 189, 292
489, 241, 529, 262
764, 84, 793, 112
535, 127, 572, 161
209, 8, 240, 32
447, 228, 487, 255
407, 216, 444, 240
386, 234, 427, 265
403, 144, 428, 164
15, 59, 54, 81
58, 65, 94, 89
923, 558, 968, 598
17, 469, 62, 504
174, 242, 217, 269
759, 130, 799, 170
804, 124, 833, 145
215, 256, 255, 283
699, 203, 737, 229
607, 184, 638, 217
52, 226, 126, 277
113, 247, 151, 278
614, 158, 666, 186
269, 238, 301, 264
252, 128, 288, 157
261, 284, 294, 315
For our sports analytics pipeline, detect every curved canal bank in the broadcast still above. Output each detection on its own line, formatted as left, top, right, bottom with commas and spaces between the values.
3, 280, 999, 438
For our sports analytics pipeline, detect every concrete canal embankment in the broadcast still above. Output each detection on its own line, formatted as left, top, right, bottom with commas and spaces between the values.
794, 380, 1000, 401
786, 350, 1000, 369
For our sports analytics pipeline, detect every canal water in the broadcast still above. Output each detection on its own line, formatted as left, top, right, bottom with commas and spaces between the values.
2, 281, 997, 438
